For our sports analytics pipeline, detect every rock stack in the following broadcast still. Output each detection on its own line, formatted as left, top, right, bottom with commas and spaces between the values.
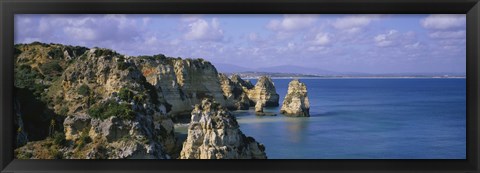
180, 98, 267, 159
280, 79, 310, 117
218, 73, 251, 110
247, 76, 279, 107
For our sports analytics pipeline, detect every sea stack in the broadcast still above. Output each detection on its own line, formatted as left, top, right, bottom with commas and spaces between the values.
180, 98, 267, 159
247, 76, 279, 107
255, 102, 264, 113
280, 79, 310, 117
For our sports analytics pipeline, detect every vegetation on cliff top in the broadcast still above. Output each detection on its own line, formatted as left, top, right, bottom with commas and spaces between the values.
88, 100, 135, 120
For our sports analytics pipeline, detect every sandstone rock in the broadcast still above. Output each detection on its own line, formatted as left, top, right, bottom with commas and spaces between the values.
218, 73, 250, 110
280, 79, 310, 117
231, 74, 254, 91
247, 76, 279, 107
180, 99, 267, 159
64, 114, 91, 141
135, 58, 228, 117
255, 102, 264, 113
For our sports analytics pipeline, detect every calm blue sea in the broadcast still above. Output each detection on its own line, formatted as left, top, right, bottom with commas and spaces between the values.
234, 78, 466, 159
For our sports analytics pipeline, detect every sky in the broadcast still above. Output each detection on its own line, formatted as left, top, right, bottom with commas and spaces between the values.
14, 14, 466, 74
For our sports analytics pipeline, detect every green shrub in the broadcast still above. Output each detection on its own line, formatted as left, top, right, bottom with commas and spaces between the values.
117, 61, 128, 70
152, 54, 167, 60
77, 84, 90, 96
47, 48, 64, 59
59, 106, 68, 116
77, 129, 92, 149
15, 65, 39, 88
52, 132, 67, 146
118, 88, 134, 102
79, 54, 88, 61
94, 49, 117, 57
39, 60, 63, 77
88, 100, 135, 120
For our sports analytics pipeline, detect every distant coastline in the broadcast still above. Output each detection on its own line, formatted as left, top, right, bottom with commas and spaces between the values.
225, 72, 466, 80
245, 77, 466, 80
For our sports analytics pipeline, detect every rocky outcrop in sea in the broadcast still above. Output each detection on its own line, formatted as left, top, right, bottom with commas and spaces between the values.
280, 79, 310, 117
218, 73, 250, 110
179, 98, 267, 159
246, 76, 280, 107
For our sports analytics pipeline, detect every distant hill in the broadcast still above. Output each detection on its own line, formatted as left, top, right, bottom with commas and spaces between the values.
256, 65, 337, 75
213, 63, 253, 73
211, 63, 466, 78
214, 63, 338, 75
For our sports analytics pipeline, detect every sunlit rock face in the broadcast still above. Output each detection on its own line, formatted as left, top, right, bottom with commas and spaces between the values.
246, 76, 279, 107
135, 58, 228, 117
280, 79, 310, 117
218, 73, 251, 110
180, 98, 267, 159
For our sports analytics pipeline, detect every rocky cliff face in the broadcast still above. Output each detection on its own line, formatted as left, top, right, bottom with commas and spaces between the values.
247, 76, 280, 107
134, 57, 228, 118
280, 79, 310, 117
180, 99, 267, 159
14, 42, 266, 159
230, 74, 254, 91
218, 73, 250, 110
14, 43, 175, 159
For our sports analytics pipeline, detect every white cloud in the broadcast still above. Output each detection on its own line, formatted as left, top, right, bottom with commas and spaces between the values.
428, 30, 465, 39
267, 14, 317, 31
311, 32, 331, 46
184, 18, 224, 41
374, 30, 399, 47
333, 15, 382, 33
421, 14, 465, 30
63, 27, 97, 41
404, 42, 421, 49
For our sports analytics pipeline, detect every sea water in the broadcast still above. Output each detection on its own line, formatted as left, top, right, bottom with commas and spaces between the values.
175, 78, 466, 159
236, 78, 466, 159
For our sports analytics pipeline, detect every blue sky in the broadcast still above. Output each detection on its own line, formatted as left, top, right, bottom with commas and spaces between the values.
15, 14, 466, 74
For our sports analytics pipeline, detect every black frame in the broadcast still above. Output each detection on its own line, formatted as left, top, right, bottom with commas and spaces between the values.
1, 0, 479, 172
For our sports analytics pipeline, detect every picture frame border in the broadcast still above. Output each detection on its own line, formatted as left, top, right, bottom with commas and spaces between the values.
1, 0, 478, 172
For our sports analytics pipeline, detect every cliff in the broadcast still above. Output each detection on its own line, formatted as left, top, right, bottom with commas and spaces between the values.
218, 73, 250, 110
134, 56, 228, 118
179, 99, 267, 159
280, 79, 310, 117
14, 43, 172, 159
13, 42, 261, 159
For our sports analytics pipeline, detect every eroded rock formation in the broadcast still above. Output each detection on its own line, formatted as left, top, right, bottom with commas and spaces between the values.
180, 98, 267, 159
247, 76, 279, 107
218, 73, 250, 110
280, 79, 310, 117
134, 57, 228, 118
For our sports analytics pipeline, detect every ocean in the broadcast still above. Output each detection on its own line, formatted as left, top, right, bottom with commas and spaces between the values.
177, 78, 466, 159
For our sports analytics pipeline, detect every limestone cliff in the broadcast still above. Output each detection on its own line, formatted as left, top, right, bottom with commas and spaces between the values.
230, 74, 254, 92
218, 73, 250, 110
280, 79, 310, 117
180, 99, 267, 159
13, 42, 265, 159
134, 56, 228, 118
14, 43, 175, 159
247, 76, 279, 107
